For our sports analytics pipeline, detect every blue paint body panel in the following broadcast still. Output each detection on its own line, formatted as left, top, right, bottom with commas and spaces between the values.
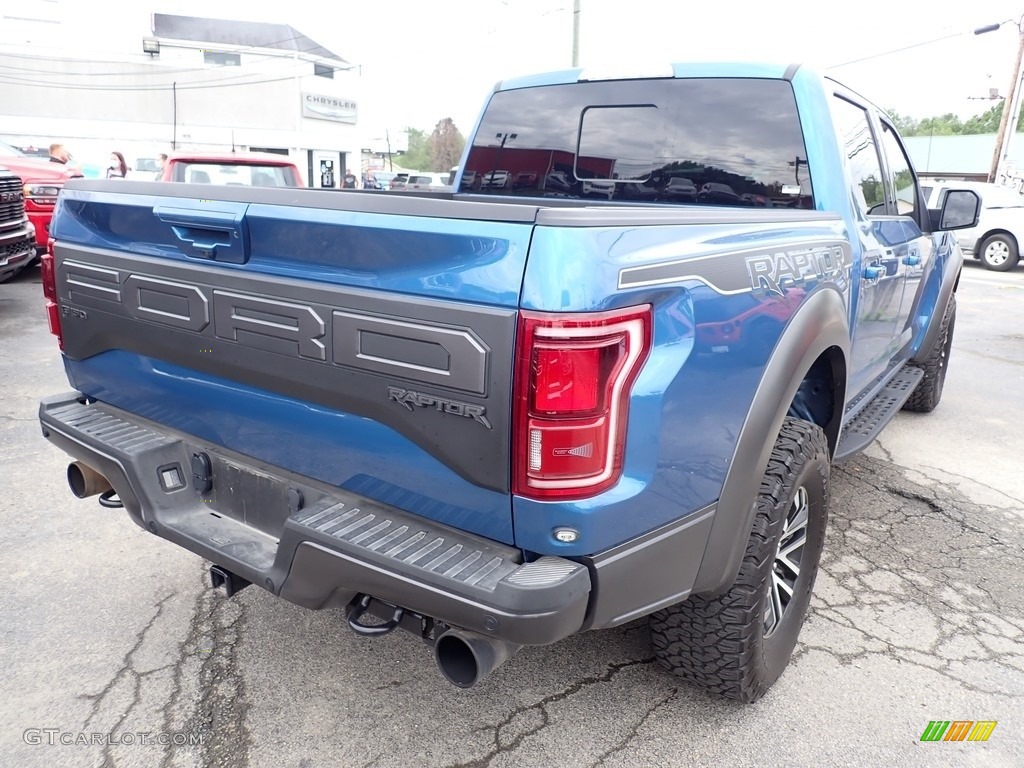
513, 218, 851, 554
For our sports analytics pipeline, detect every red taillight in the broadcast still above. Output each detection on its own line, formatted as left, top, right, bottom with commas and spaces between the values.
513, 305, 652, 500
532, 345, 601, 413
42, 237, 63, 349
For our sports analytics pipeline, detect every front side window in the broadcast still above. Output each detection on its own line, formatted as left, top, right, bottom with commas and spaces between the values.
878, 122, 919, 219
831, 97, 885, 218
462, 78, 813, 208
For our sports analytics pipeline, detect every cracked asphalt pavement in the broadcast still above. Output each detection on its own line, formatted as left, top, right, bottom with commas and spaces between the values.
2, 262, 1022, 767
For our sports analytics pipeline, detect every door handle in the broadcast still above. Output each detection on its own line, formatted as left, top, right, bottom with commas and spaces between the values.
154, 204, 250, 264
863, 265, 884, 280
903, 254, 921, 266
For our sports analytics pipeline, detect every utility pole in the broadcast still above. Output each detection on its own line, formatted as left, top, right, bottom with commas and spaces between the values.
571, 0, 580, 67
981, 19, 1024, 183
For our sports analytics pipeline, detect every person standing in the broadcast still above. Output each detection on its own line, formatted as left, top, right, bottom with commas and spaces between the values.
49, 143, 69, 164
106, 151, 128, 179
155, 153, 168, 180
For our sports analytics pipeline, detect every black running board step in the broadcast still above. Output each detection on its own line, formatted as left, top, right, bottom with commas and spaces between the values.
834, 366, 923, 461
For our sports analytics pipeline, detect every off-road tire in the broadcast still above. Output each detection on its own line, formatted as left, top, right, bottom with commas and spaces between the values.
649, 418, 830, 703
902, 294, 956, 413
978, 234, 1019, 272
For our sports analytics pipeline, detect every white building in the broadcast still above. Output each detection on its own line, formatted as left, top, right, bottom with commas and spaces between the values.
0, 4, 363, 187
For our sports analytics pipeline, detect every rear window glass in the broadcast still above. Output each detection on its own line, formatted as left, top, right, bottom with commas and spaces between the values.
461, 78, 813, 208
177, 163, 296, 187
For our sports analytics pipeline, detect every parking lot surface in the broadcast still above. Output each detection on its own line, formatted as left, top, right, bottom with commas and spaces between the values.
1, 263, 1022, 767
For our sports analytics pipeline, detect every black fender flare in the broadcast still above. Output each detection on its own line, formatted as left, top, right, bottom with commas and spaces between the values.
692, 286, 850, 595
911, 244, 962, 364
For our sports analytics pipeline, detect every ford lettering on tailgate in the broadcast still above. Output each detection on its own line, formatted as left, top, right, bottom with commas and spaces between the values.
61, 259, 490, 394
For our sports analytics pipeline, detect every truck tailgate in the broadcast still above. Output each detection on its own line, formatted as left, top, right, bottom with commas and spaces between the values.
50, 182, 538, 544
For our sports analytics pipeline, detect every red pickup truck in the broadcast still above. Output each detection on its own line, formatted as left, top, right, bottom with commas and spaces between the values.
159, 151, 304, 187
0, 141, 83, 257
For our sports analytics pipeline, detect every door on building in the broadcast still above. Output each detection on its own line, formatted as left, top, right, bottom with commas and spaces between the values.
310, 150, 341, 189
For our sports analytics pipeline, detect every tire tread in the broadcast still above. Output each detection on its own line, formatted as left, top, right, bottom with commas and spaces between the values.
649, 418, 829, 703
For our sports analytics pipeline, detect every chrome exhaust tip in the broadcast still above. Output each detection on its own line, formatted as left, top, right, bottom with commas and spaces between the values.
67, 461, 112, 499
434, 627, 520, 688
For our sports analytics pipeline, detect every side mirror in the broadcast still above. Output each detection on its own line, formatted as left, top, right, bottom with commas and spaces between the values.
933, 189, 981, 231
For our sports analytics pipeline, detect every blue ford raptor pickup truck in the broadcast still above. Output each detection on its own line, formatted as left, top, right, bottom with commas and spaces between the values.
38, 62, 979, 703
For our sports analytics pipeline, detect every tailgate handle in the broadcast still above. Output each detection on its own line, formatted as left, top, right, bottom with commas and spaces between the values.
154, 205, 250, 264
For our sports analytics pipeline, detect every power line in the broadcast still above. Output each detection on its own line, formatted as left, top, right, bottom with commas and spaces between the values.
827, 32, 968, 68
0, 64, 353, 92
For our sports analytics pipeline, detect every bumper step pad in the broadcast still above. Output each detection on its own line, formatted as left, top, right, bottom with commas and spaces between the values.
286, 501, 518, 589
39, 393, 591, 645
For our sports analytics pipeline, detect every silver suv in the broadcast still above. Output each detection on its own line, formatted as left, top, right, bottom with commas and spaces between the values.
923, 181, 1024, 271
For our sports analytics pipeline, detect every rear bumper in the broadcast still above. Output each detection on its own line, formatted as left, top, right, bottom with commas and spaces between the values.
39, 392, 590, 646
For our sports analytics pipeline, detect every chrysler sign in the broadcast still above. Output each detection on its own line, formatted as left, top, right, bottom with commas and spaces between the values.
302, 93, 358, 124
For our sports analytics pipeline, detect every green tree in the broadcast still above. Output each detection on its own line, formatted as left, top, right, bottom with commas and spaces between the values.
885, 109, 919, 136
428, 118, 465, 172
886, 102, 1024, 136
962, 103, 1005, 134
401, 127, 431, 170
916, 113, 964, 136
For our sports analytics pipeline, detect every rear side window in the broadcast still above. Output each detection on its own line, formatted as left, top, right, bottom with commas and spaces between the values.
461, 78, 813, 208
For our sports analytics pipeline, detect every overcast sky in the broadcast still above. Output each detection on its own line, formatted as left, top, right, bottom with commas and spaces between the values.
270, 0, 1024, 134
12, 0, 1024, 137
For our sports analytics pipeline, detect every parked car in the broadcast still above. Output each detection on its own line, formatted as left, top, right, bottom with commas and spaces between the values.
663, 177, 698, 202
389, 173, 411, 190
366, 171, 398, 190
0, 167, 36, 282
513, 172, 538, 190
581, 178, 615, 199
135, 157, 161, 176
922, 180, 1024, 271
480, 170, 511, 189
697, 182, 742, 205
160, 151, 303, 187
620, 182, 660, 201
0, 139, 83, 257
543, 171, 575, 194
405, 173, 451, 192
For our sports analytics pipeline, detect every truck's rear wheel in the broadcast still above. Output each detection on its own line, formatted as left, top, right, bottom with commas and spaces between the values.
649, 418, 829, 703
902, 295, 955, 413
